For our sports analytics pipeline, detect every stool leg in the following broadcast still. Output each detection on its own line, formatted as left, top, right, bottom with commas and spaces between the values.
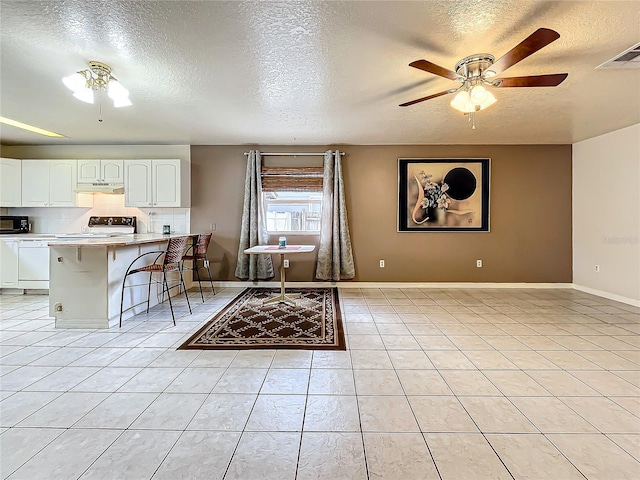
179, 263, 192, 314
163, 270, 176, 326
146, 271, 153, 314
194, 258, 204, 302
119, 275, 127, 328
205, 259, 215, 296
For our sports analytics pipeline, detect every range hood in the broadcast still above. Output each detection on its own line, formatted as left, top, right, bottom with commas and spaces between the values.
74, 183, 125, 194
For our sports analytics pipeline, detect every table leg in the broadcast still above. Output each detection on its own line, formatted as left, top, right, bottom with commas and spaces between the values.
263, 253, 300, 306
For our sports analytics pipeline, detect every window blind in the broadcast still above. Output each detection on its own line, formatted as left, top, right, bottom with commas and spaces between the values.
261, 166, 324, 192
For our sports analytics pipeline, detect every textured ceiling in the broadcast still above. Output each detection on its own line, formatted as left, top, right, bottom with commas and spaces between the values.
1, 0, 639, 146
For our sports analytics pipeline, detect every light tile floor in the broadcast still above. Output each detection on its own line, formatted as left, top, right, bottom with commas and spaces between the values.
1, 287, 639, 479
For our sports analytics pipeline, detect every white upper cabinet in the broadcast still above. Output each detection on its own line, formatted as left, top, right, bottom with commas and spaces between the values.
124, 160, 153, 207
22, 159, 90, 207
78, 159, 124, 183
0, 158, 22, 207
124, 159, 190, 207
21, 160, 50, 207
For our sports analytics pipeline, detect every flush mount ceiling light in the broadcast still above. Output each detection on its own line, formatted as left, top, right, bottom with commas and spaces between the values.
0, 116, 64, 137
63, 61, 132, 119
400, 28, 568, 129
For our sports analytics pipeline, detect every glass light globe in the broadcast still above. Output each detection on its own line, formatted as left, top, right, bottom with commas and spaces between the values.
478, 91, 497, 110
113, 96, 132, 108
470, 85, 488, 105
107, 79, 129, 100
62, 72, 86, 92
72, 88, 94, 104
451, 90, 475, 113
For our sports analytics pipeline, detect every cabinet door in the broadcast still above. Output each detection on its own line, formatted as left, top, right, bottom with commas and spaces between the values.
77, 159, 100, 183
18, 243, 50, 281
49, 160, 77, 206
21, 160, 50, 207
0, 240, 19, 287
124, 160, 153, 207
153, 159, 181, 207
0, 158, 22, 207
101, 160, 124, 183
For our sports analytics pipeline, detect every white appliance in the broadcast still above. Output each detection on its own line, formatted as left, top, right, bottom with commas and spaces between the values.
18, 239, 49, 282
55, 216, 137, 238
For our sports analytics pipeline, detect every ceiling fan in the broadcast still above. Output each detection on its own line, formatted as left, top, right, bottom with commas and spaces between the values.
399, 28, 568, 128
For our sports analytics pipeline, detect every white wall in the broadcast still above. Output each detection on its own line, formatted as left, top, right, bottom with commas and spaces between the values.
573, 123, 640, 305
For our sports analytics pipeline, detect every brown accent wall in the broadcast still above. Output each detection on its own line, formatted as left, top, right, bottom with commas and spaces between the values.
190, 144, 572, 283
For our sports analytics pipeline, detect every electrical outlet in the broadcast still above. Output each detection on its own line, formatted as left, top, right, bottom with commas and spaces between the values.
209, 223, 216, 231
283, 259, 290, 268
476, 259, 483, 268
379, 260, 385, 268
595, 265, 600, 272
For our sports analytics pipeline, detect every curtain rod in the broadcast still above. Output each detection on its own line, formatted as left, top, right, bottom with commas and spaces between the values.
243, 152, 344, 156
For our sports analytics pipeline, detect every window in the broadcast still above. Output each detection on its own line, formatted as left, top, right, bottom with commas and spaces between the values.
261, 166, 323, 233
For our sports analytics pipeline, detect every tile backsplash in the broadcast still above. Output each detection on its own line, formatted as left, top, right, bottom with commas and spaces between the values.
8, 194, 190, 234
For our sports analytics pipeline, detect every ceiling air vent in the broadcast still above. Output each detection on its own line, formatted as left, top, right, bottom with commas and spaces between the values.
596, 42, 640, 69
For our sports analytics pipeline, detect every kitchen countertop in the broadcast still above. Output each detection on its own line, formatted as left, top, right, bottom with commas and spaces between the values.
1, 233, 195, 247
48, 233, 195, 247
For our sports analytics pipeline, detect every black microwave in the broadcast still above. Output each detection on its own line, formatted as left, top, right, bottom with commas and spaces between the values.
0, 216, 29, 234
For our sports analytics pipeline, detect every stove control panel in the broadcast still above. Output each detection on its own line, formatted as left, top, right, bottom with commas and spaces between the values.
88, 216, 137, 231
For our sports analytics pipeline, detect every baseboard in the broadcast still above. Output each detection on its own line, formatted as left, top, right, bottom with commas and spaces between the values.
210, 281, 573, 289
572, 284, 640, 307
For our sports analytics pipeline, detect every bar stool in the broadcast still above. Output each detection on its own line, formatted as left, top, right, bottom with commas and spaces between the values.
181, 233, 215, 302
119, 236, 192, 327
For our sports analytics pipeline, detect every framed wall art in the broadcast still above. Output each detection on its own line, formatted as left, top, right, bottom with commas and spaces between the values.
398, 158, 490, 232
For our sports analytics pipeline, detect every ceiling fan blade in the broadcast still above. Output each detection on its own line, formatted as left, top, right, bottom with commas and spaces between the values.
399, 90, 454, 107
495, 73, 568, 87
488, 28, 560, 76
409, 60, 462, 81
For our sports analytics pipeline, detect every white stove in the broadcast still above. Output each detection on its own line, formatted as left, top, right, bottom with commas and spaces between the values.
56, 216, 137, 239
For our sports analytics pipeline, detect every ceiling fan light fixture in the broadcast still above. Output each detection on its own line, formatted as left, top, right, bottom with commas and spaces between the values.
62, 61, 132, 109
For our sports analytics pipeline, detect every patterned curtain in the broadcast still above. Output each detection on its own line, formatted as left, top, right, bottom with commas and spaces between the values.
235, 150, 274, 280
315, 150, 355, 281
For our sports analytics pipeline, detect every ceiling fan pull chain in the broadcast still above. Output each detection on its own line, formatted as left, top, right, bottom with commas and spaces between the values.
98, 89, 103, 123
471, 111, 476, 130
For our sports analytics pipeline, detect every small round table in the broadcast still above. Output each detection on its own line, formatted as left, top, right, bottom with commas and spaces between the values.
243, 244, 316, 305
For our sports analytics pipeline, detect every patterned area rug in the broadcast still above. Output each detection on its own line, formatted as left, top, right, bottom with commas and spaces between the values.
179, 287, 345, 350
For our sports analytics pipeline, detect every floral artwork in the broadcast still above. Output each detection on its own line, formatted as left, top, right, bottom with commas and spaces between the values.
397, 158, 490, 232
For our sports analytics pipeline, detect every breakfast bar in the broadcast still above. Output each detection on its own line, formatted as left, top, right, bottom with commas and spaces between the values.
48, 234, 194, 328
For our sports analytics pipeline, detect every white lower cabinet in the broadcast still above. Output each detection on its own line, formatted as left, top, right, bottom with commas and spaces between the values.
0, 239, 50, 290
0, 239, 19, 288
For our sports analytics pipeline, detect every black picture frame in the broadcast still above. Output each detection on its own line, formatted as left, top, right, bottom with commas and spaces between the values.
398, 158, 490, 232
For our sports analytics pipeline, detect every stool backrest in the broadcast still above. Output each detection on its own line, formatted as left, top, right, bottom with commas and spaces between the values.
194, 233, 213, 257
165, 236, 189, 265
